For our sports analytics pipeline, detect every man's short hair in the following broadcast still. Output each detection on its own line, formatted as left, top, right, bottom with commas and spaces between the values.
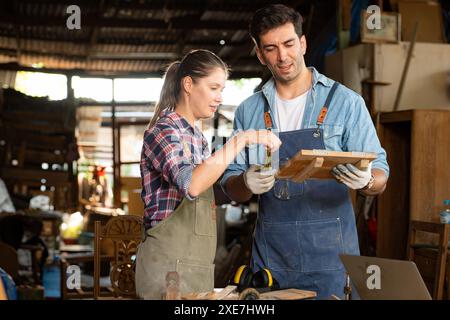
249, 4, 303, 47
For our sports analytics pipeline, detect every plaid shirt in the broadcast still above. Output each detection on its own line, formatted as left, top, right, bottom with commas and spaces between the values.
140, 110, 210, 230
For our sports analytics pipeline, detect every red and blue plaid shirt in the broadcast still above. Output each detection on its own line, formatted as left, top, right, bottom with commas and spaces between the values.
140, 110, 210, 230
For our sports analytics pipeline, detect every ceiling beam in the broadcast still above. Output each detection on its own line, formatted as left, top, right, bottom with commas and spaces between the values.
0, 47, 262, 67
85, 0, 105, 61
0, 34, 247, 48
0, 62, 163, 78
0, 62, 262, 79
14, 0, 263, 13
0, 14, 250, 30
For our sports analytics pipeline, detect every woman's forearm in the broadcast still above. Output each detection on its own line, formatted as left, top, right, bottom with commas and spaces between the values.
188, 133, 246, 197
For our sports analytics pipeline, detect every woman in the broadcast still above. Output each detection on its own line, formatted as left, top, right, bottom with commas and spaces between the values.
135, 49, 281, 299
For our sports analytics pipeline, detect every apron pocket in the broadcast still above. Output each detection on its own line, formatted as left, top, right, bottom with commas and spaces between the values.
298, 218, 344, 272
194, 198, 215, 236
175, 259, 214, 294
263, 222, 300, 272
273, 179, 304, 199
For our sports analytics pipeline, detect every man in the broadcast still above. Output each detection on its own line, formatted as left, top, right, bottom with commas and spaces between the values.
221, 4, 389, 299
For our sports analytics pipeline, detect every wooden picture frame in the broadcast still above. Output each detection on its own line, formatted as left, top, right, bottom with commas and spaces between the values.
276, 149, 377, 183
361, 11, 401, 43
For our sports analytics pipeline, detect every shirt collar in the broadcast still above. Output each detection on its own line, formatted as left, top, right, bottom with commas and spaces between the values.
160, 110, 193, 131
160, 110, 205, 139
262, 66, 333, 96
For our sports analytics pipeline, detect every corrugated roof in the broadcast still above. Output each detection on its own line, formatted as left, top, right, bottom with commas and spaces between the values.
0, 0, 314, 78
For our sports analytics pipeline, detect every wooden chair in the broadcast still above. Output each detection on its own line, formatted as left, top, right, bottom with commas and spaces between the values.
93, 215, 143, 299
407, 220, 450, 300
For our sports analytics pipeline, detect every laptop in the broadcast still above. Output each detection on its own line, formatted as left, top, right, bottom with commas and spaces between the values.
339, 254, 432, 300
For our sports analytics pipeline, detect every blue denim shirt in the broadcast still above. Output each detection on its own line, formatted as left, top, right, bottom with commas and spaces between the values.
220, 67, 389, 189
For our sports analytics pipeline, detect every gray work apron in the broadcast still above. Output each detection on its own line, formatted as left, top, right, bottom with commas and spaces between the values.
252, 82, 360, 299
135, 187, 216, 299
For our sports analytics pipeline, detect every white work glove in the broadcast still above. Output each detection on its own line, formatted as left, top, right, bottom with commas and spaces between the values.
331, 163, 373, 190
243, 165, 276, 195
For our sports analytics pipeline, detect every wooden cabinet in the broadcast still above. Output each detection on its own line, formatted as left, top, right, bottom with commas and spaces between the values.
376, 110, 450, 259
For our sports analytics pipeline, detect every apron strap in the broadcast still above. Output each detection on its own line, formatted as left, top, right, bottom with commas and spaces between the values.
313, 81, 339, 138
263, 81, 340, 133
263, 98, 273, 131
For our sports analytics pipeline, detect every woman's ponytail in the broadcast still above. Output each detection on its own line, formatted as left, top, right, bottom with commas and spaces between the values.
148, 61, 181, 128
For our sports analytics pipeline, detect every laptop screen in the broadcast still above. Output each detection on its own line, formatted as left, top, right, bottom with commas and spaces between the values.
339, 255, 432, 300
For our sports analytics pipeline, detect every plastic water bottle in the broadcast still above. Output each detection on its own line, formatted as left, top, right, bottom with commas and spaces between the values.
440, 200, 450, 224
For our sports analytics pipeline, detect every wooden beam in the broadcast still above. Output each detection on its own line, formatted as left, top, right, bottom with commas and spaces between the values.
292, 157, 324, 182
0, 34, 248, 50
0, 47, 175, 61
12, 0, 261, 14
0, 14, 249, 31
2, 167, 74, 185
85, 0, 105, 61
0, 60, 263, 79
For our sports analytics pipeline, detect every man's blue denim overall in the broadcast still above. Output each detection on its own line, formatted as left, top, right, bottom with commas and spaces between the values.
251, 82, 360, 300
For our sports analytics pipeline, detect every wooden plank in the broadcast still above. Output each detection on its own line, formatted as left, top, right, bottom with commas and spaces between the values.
377, 110, 450, 259
276, 150, 377, 182
3, 110, 67, 122
259, 288, 316, 300
355, 159, 370, 171
380, 110, 413, 123
2, 121, 73, 134
291, 157, 324, 182
214, 286, 238, 300
377, 119, 411, 259
374, 43, 450, 111
398, 1, 446, 43
326, 43, 450, 112
25, 149, 66, 164
1, 167, 73, 185
410, 110, 450, 246
182, 287, 316, 300
0, 128, 69, 150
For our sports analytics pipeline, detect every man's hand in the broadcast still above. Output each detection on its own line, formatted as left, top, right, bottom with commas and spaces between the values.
243, 165, 276, 194
332, 163, 373, 190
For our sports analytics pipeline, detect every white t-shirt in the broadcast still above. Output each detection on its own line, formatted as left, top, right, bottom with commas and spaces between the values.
275, 90, 309, 132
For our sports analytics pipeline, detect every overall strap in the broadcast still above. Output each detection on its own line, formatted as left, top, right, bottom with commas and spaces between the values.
313, 81, 339, 138
263, 97, 273, 131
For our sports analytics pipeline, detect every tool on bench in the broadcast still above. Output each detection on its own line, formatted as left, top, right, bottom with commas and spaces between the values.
230, 265, 280, 293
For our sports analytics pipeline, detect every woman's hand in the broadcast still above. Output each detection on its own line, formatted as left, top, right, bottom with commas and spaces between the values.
239, 130, 282, 152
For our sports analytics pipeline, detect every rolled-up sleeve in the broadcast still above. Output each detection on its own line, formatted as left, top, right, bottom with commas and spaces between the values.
143, 126, 195, 199
220, 105, 249, 190
342, 96, 390, 177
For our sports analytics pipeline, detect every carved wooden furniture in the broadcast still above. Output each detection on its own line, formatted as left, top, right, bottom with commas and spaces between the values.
407, 220, 450, 300
93, 215, 142, 299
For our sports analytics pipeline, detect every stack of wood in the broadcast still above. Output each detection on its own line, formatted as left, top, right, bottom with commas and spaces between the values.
0, 88, 79, 211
